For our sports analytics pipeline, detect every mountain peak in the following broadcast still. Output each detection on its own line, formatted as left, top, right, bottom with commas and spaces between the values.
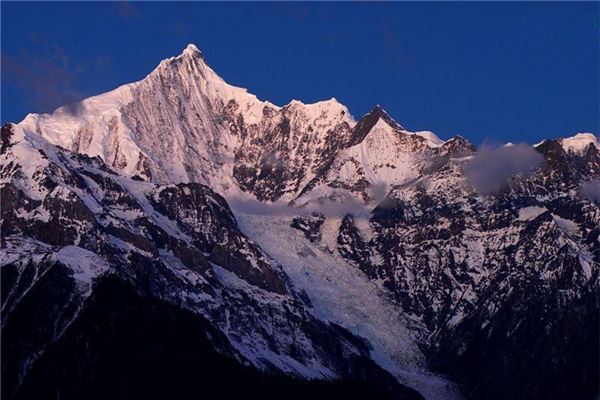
348, 105, 404, 146
182, 43, 202, 56
156, 43, 205, 70
368, 105, 404, 130
177, 43, 204, 63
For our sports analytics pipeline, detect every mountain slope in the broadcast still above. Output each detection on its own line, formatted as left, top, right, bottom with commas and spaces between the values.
1, 123, 421, 399
5, 276, 422, 400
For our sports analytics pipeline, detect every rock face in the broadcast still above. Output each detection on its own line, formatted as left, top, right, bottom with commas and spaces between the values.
2, 44, 599, 400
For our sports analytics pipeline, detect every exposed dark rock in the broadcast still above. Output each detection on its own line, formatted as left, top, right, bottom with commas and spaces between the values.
291, 213, 325, 243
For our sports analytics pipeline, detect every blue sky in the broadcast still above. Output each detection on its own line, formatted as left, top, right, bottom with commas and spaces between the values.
2, 2, 598, 145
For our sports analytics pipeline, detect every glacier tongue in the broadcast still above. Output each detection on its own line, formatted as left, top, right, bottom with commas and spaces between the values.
236, 212, 462, 400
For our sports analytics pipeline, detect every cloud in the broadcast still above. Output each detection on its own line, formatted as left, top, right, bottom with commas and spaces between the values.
2, 37, 112, 117
259, 151, 286, 170
378, 19, 414, 66
113, 1, 141, 19
371, 181, 389, 204
2, 50, 83, 116
228, 195, 370, 218
465, 143, 544, 194
228, 196, 298, 217
228, 182, 388, 219
580, 180, 600, 202
304, 196, 371, 218
169, 22, 190, 38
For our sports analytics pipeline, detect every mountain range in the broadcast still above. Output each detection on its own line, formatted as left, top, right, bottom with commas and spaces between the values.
2, 44, 598, 400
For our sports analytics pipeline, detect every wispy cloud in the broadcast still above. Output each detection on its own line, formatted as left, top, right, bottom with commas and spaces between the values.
465, 143, 544, 194
169, 22, 190, 38
376, 12, 415, 67
2, 49, 82, 116
228, 179, 389, 219
2, 36, 112, 117
228, 197, 298, 217
113, 1, 141, 20
228, 194, 374, 219
580, 180, 600, 202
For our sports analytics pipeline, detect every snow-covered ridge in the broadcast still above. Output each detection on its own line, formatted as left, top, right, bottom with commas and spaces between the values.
413, 130, 445, 147
13, 43, 596, 207
13, 43, 457, 207
559, 133, 599, 154
286, 97, 354, 124
14, 44, 358, 200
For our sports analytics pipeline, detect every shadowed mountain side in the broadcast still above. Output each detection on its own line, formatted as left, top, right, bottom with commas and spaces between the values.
2, 276, 422, 400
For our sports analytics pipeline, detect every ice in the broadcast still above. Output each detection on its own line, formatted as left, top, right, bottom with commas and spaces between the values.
518, 206, 547, 221
236, 213, 462, 400
552, 214, 580, 236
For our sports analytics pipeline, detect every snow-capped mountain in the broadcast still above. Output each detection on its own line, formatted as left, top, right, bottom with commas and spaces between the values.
17, 44, 356, 203
15, 44, 470, 206
2, 44, 599, 400
556, 133, 599, 155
